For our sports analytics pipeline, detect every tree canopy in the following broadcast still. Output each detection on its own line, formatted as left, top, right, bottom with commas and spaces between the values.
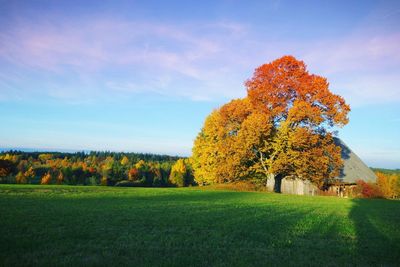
192, 56, 350, 188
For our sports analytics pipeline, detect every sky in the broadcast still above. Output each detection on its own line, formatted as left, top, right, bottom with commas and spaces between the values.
0, 0, 399, 168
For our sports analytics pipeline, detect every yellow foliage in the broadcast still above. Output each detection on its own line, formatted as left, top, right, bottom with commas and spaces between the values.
102, 156, 114, 171
16, 172, 27, 184
120, 156, 130, 166
169, 159, 187, 186
172, 159, 186, 173
101, 176, 108, 186
38, 154, 53, 163
376, 172, 398, 199
61, 158, 69, 167
1, 154, 19, 162
135, 160, 146, 170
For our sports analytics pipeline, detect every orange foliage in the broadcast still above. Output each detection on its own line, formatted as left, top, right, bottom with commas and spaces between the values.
356, 179, 383, 198
192, 56, 350, 187
88, 167, 96, 174
41, 172, 52, 185
24, 167, 35, 181
246, 56, 350, 127
128, 168, 139, 181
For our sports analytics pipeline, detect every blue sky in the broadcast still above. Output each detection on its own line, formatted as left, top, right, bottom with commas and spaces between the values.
0, 0, 399, 168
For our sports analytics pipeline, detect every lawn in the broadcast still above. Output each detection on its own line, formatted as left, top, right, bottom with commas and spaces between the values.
0, 185, 399, 266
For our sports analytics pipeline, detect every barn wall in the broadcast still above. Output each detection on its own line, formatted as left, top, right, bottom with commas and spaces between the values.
266, 176, 319, 196
281, 178, 319, 196
266, 174, 356, 197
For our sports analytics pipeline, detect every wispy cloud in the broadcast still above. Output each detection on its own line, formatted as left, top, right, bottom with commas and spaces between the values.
0, 18, 221, 73
0, 16, 251, 102
304, 34, 400, 73
301, 33, 400, 106
0, 13, 399, 106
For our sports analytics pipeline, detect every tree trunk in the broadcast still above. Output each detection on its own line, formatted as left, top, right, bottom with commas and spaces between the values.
274, 174, 283, 193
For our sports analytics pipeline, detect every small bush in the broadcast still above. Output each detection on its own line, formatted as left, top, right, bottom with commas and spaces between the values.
355, 180, 383, 198
88, 176, 99, 186
152, 176, 163, 187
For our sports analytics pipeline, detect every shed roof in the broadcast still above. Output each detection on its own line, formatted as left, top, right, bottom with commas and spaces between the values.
334, 138, 377, 184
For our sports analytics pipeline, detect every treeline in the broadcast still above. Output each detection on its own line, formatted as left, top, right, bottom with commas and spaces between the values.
0, 151, 194, 187
371, 168, 400, 176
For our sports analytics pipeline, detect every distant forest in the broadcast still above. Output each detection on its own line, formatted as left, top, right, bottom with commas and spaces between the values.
0, 151, 194, 187
371, 168, 400, 176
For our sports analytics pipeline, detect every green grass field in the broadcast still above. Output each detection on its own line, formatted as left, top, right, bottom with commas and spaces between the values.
0, 185, 399, 266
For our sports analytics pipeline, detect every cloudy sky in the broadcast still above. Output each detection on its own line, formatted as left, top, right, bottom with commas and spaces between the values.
0, 0, 399, 168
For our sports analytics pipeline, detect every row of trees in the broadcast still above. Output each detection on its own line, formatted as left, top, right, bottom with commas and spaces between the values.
1, 151, 398, 198
0, 151, 194, 187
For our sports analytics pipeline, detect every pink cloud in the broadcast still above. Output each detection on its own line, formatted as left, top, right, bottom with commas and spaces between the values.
299, 33, 400, 106
303, 33, 400, 74
0, 15, 399, 105
0, 18, 226, 72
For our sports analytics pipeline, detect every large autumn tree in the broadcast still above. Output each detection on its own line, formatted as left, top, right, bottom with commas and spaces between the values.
192, 56, 350, 190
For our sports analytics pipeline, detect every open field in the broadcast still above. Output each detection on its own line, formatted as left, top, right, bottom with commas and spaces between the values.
0, 185, 399, 266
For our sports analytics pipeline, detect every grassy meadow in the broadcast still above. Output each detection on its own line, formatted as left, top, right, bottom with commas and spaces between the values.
0, 185, 399, 266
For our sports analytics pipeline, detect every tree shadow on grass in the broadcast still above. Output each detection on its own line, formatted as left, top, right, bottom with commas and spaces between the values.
3, 188, 400, 266
0, 190, 359, 266
349, 198, 400, 266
